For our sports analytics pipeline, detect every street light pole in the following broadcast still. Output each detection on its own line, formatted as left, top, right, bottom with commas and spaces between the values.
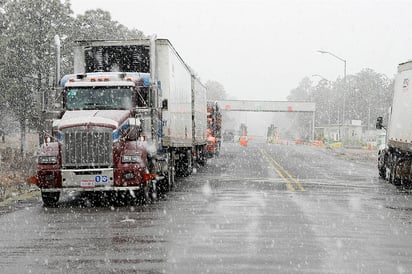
317, 50, 347, 140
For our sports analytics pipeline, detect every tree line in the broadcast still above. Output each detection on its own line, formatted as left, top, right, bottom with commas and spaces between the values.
286, 69, 394, 141
0, 0, 144, 153
0, 0, 231, 154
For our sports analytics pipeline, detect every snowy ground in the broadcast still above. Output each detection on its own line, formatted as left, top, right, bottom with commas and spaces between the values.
1, 142, 410, 274
328, 147, 377, 162
0, 133, 37, 205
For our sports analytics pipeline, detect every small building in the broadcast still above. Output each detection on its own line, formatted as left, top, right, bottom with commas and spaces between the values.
316, 120, 363, 146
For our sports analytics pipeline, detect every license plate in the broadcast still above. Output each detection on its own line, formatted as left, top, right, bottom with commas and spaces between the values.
81, 179, 95, 188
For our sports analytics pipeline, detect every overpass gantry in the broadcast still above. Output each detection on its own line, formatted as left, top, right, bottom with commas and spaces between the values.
216, 100, 316, 141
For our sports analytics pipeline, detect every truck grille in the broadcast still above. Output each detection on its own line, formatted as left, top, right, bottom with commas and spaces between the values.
62, 127, 113, 168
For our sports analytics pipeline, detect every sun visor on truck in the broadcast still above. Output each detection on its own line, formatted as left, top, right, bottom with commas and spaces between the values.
84, 45, 150, 73
60, 72, 152, 88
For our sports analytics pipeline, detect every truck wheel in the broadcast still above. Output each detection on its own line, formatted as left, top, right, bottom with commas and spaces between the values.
176, 151, 192, 177
168, 166, 175, 190
378, 166, 386, 179
389, 167, 401, 186
182, 152, 193, 177
198, 147, 207, 166
388, 169, 394, 184
149, 180, 158, 201
41, 191, 60, 207
141, 182, 151, 204
140, 181, 158, 203
378, 153, 386, 179
159, 174, 172, 194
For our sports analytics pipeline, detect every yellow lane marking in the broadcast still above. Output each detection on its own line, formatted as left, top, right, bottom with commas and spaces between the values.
259, 149, 305, 191
260, 149, 295, 191
270, 157, 305, 191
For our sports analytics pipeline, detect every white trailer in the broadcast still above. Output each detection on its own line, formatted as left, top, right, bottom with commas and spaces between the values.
72, 38, 207, 178
377, 60, 412, 185
73, 39, 202, 148
156, 40, 193, 148
192, 75, 207, 163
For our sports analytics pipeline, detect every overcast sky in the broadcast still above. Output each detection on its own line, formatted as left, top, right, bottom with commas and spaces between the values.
68, 0, 412, 101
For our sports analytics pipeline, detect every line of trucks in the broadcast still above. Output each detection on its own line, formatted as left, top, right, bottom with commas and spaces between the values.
377, 60, 412, 186
32, 37, 221, 206
206, 102, 222, 157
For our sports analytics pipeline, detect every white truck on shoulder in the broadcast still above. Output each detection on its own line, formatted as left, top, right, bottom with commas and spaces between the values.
377, 60, 412, 186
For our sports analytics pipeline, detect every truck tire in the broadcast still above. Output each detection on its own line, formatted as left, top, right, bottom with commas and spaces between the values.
140, 180, 158, 203
175, 150, 193, 177
168, 165, 175, 190
183, 151, 193, 176
378, 167, 386, 179
160, 166, 174, 193
378, 152, 386, 179
141, 182, 151, 204
379, 167, 386, 180
378, 164, 386, 179
388, 167, 401, 186
149, 180, 158, 201
41, 191, 60, 207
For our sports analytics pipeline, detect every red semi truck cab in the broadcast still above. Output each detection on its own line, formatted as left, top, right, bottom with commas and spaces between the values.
37, 72, 154, 206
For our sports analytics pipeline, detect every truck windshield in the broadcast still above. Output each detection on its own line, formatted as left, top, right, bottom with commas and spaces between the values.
66, 87, 134, 110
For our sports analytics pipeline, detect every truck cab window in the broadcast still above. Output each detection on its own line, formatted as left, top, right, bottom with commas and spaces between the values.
66, 87, 134, 110
136, 87, 150, 108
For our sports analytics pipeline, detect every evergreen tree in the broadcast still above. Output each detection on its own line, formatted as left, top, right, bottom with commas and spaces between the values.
205, 80, 227, 101
287, 69, 394, 143
74, 9, 144, 41
0, 1, 145, 154
2, 0, 72, 153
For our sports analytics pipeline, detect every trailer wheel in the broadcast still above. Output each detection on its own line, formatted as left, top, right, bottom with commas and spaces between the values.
175, 150, 193, 177
378, 160, 386, 179
159, 170, 174, 194
41, 191, 60, 207
388, 167, 401, 186
160, 152, 175, 192
378, 167, 386, 179
197, 146, 207, 166
378, 150, 387, 179
168, 165, 175, 190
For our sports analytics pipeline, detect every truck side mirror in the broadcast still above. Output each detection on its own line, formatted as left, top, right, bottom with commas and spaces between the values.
162, 99, 168, 110
376, 117, 384, 129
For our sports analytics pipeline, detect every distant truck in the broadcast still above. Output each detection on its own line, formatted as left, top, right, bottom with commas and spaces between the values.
206, 101, 222, 157
238, 123, 248, 147
239, 123, 247, 137
376, 60, 412, 186
222, 130, 235, 142
266, 124, 278, 144
35, 37, 207, 206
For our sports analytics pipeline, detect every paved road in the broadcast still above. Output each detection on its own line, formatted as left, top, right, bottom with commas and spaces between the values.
1, 143, 411, 273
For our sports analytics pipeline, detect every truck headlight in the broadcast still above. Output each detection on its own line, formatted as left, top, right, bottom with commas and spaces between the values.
38, 156, 58, 164
122, 154, 141, 163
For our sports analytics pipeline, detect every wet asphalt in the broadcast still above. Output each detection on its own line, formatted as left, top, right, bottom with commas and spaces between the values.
1, 142, 412, 273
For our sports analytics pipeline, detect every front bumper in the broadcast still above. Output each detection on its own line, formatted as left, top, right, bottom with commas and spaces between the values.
62, 168, 114, 188
41, 185, 142, 193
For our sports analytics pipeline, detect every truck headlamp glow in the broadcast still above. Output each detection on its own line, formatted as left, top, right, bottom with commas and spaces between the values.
122, 154, 141, 163
38, 156, 58, 164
